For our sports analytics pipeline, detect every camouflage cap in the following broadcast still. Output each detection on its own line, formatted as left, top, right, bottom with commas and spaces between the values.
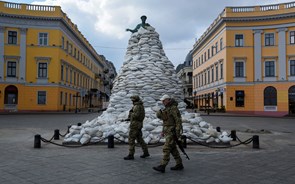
130, 95, 140, 101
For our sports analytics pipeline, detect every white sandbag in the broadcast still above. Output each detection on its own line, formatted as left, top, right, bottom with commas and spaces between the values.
151, 126, 163, 134
199, 121, 210, 128
143, 124, 156, 131
191, 128, 203, 137
206, 137, 215, 143
218, 134, 233, 143
80, 134, 91, 145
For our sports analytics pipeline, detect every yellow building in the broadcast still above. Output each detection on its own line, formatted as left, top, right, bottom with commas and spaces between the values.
0, 1, 114, 112
192, 2, 295, 116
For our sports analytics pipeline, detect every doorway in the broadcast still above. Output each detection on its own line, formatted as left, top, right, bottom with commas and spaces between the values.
289, 85, 295, 115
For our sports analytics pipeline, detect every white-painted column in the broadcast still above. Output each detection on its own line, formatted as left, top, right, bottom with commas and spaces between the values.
277, 28, 288, 81
0, 27, 4, 81
254, 30, 263, 81
19, 28, 27, 82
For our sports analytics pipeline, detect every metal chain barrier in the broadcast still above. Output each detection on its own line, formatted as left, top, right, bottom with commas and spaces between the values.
186, 136, 253, 149
34, 128, 259, 149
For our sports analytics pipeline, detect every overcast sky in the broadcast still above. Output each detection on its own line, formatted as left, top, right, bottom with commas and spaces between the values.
7, 0, 293, 71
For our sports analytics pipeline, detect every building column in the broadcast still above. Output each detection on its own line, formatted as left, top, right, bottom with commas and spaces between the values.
19, 28, 27, 82
277, 28, 288, 81
254, 30, 263, 82
0, 27, 4, 81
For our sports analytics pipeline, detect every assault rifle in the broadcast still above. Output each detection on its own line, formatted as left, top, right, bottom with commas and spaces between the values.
172, 130, 190, 160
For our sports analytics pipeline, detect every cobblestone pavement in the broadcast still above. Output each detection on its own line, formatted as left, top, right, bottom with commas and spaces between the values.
0, 112, 294, 184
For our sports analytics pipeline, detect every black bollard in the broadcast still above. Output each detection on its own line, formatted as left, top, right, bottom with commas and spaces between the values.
34, 134, 41, 148
231, 130, 237, 141
252, 135, 260, 149
181, 135, 187, 148
54, 129, 60, 140
216, 127, 221, 132
108, 135, 114, 148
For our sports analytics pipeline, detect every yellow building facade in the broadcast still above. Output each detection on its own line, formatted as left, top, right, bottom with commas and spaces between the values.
0, 1, 112, 112
192, 2, 295, 116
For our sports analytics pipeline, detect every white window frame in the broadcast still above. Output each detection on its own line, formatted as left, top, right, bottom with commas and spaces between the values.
265, 33, 275, 46
8, 30, 18, 45
264, 60, 276, 81
235, 34, 244, 47
37, 91, 47, 105
289, 59, 295, 80
38, 32, 48, 46
234, 60, 246, 82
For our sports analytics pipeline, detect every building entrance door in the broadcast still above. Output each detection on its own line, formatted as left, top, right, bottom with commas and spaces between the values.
288, 86, 295, 115
4, 85, 18, 111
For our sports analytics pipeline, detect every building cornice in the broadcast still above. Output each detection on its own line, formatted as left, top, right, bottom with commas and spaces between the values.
192, 12, 295, 54
0, 12, 105, 68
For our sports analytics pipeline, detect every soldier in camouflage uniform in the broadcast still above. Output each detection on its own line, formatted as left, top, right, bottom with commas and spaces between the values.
124, 95, 150, 160
153, 94, 184, 173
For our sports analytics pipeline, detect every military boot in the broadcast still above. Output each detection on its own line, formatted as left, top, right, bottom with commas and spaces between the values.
123, 154, 134, 160
140, 152, 150, 158
170, 163, 184, 170
153, 165, 165, 173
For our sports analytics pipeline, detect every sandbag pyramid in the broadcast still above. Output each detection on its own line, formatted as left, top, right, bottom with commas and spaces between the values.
63, 26, 232, 145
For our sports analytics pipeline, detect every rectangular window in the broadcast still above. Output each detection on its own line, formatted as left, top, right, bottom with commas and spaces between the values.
235, 90, 245, 107
66, 67, 68, 82
220, 38, 223, 50
265, 33, 274, 46
215, 42, 218, 52
38, 91, 46, 105
69, 44, 72, 55
235, 62, 244, 77
207, 49, 210, 59
39, 33, 48, 46
290, 31, 295, 44
220, 63, 223, 79
290, 60, 295, 76
265, 61, 275, 77
66, 41, 69, 51
61, 36, 65, 49
208, 70, 210, 83
65, 93, 68, 106
74, 71, 76, 85
235, 34, 243, 47
7, 61, 16, 77
215, 65, 218, 81
70, 69, 72, 84
211, 67, 214, 82
61, 65, 64, 81
38, 63, 47, 78
8, 31, 17, 44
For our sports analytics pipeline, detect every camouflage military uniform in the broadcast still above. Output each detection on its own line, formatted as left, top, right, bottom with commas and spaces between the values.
156, 99, 183, 166
127, 96, 149, 157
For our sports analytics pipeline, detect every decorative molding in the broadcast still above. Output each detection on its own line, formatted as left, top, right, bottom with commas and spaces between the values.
20, 28, 27, 34
233, 57, 247, 61
253, 29, 263, 34
4, 55, 20, 60
277, 27, 288, 32
262, 56, 278, 60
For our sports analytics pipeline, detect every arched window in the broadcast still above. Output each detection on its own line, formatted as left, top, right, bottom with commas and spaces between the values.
264, 86, 277, 106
